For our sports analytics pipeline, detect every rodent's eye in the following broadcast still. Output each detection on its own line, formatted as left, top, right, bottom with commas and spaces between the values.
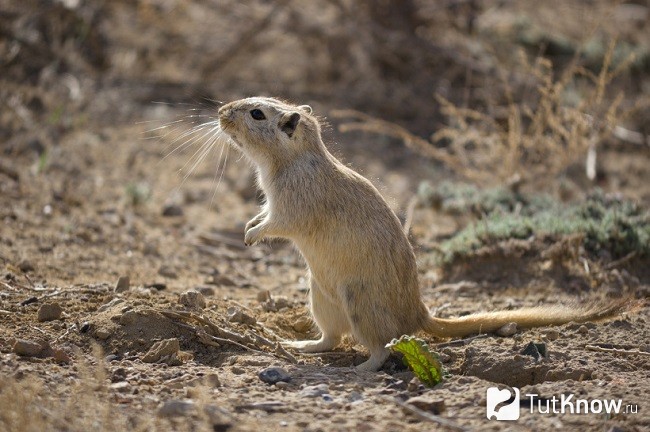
250, 109, 266, 120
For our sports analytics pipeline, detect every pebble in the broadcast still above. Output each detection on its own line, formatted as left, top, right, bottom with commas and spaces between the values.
406, 396, 446, 414
158, 266, 178, 279
544, 329, 560, 341
95, 328, 112, 340
299, 384, 329, 398
114, 276, 130, 292
142, 338, 180, 363
194, 286, 215, 296
293, 316, 312, 333
257, 290, 271, 303
37, 303, 63, 322
97, 298, 124, 312
119, 311, 138, 325
80, 322, 91, 333
20, 296, 38, 306
18, 259, 35, 272
161, 204, 184, 217
577, 325, 589, 334
228, 307, 256, 325
496, 322, 518, 337
13, 339, 44, 357
158, 399, 195, 417
178, 290, 206, 309
259, 367, 292, 384
51, 347, 71, 363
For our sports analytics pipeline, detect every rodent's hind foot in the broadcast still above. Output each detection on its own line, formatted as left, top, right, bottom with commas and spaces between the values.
355, 348, 390, 372
282, 335, 339, 353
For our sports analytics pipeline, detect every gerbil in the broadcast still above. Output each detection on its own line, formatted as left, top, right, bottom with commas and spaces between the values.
217, 97, 625, 371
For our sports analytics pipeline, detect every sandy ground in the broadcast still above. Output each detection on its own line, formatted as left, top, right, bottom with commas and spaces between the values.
1, 1, 649, 431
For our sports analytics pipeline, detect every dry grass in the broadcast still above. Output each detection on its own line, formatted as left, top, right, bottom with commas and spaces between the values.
0, 346, 219, 432
334, 40, 649, 186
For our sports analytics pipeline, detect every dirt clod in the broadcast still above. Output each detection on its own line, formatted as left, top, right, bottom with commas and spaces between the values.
37, 303, 63, 322
114, 276, 130, 292
178, 290, 206, 309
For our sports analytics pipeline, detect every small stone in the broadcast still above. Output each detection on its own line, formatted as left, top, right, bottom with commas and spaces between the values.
95, 328, 112, 340
119, 311, 138, 326
13, 339, 44, 357
97, 298, 124, 312
520, 342, 547, 360
194, 286, 215, 296
158, 266, 178, 279
496, 322, 518, 337
51, 348, 71, 364
80, 322, 91, 333
158, 399, 195, 417
18, 260, 34, 272
207, 274, 236, 286
274, 296, 291, 310
114, 276, 130, 292
577, 325, 589, 334
293, 316, 312, 333
20, 296, 38, 306
111, 368, 128, 382
299, 384, 329, 398
142, 338, 181, 363
178, 290, 206, 309
162, 204, 184, 217
544, 329, 560, 341
204, 373, 221, 388
275, 381, 289, 389
37, 303, 63, 322
228, 307, 256, 325
406, 396, 446, 414
257, 290, 271, 303
259, 367, 291, 384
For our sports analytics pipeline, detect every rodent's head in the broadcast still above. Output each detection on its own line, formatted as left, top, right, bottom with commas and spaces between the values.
218, 97, 322, 167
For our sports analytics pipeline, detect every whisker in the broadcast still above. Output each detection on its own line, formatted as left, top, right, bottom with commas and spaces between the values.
159, 122, 219, 164
210, 143, 230, 210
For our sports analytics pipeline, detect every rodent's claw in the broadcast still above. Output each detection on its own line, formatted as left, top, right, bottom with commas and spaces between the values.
244, 226, 262, 246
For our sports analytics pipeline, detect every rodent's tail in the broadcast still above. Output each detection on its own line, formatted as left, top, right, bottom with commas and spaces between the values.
423, 299, 632, 338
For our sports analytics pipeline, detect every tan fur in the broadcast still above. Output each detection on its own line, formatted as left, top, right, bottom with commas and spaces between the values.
217, 97, 626, 371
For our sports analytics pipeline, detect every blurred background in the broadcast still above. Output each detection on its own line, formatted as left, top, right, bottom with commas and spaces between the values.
1, 0, 649, 285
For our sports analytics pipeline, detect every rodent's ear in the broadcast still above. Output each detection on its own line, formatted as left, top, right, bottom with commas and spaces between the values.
298, 105, 313, 114
280, 112, 301, 138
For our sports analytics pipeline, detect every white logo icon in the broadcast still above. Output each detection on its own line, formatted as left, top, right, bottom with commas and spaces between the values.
487, 387, 520, 420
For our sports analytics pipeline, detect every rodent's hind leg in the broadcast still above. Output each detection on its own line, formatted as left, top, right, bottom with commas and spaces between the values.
283, 277, 348, 353
355, 346, 390, 372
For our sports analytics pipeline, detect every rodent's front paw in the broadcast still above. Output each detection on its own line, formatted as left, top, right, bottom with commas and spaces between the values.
245, 217, 262, 232
244, 226, 263, 246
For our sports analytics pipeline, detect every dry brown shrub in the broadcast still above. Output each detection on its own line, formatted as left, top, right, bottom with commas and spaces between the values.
334, 41, 649, 186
